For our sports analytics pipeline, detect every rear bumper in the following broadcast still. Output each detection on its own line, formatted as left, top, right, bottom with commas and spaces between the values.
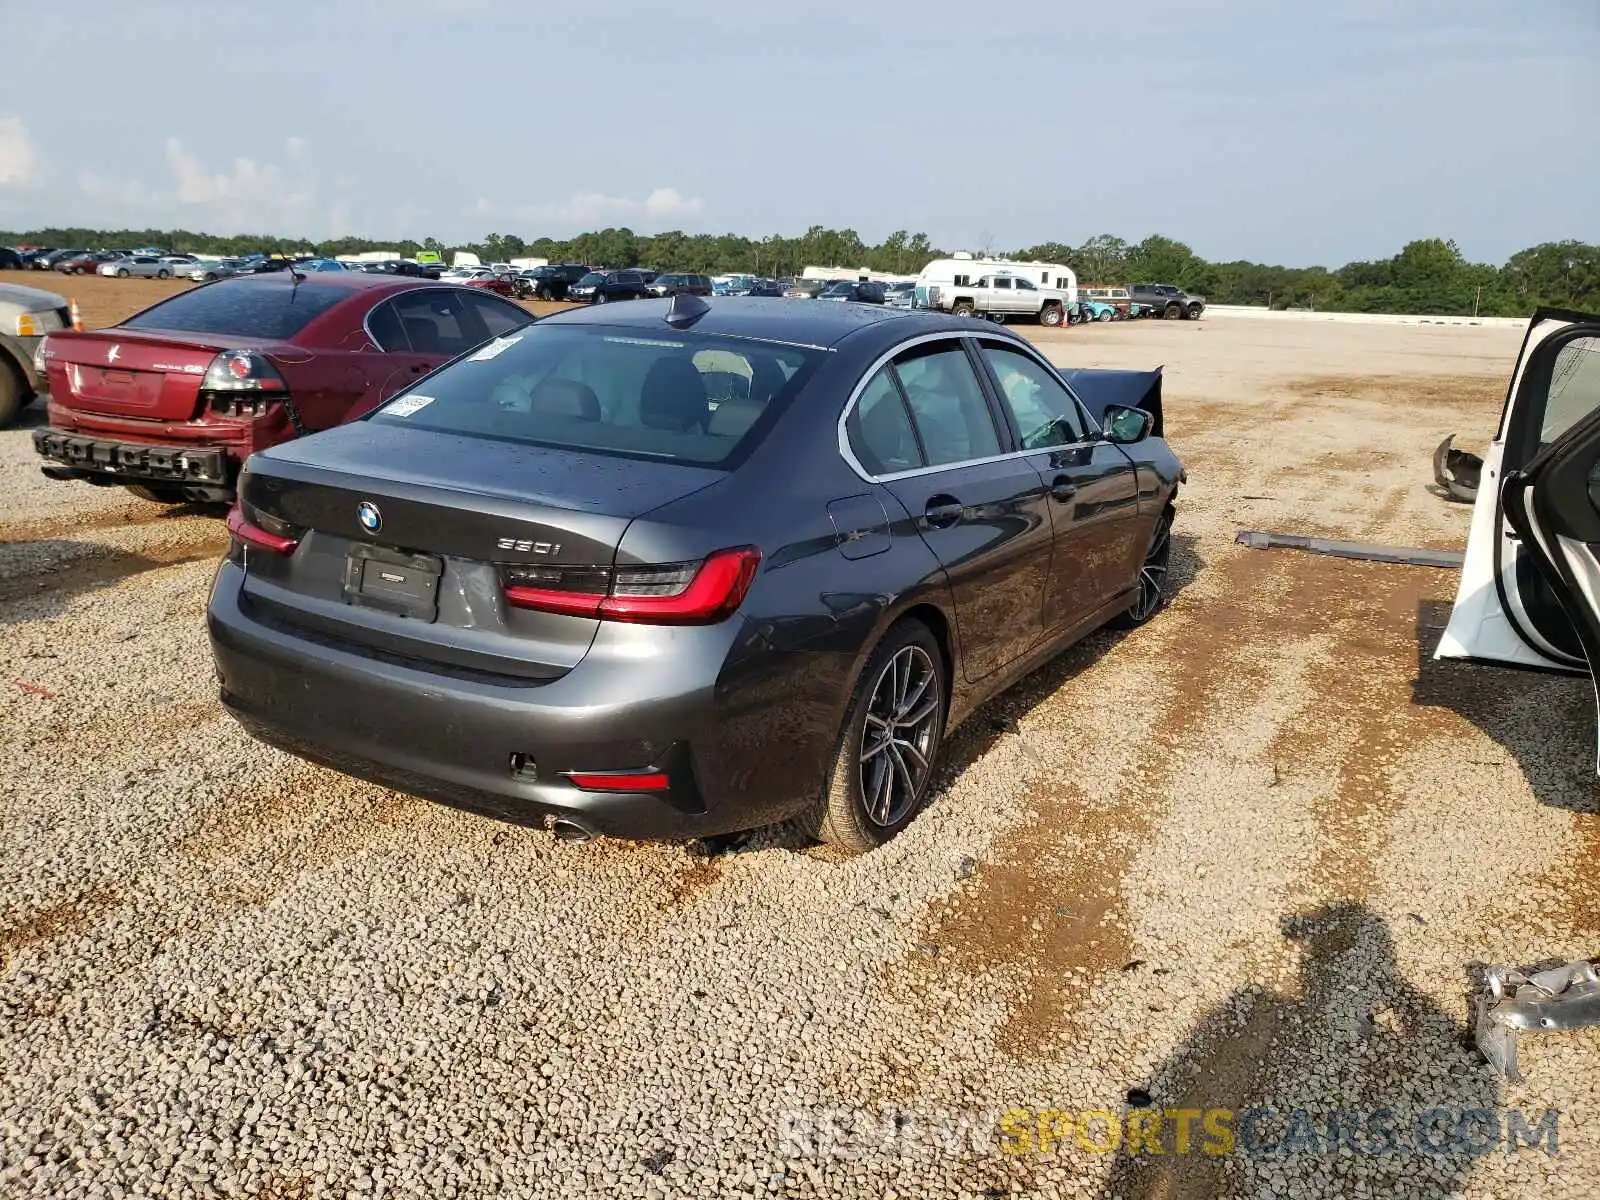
35, 402, 289, 491
206, 561, 818, 840
33, 427, 232, 488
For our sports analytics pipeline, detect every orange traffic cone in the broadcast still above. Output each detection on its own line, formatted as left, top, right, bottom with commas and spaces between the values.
69, 298, 83, 331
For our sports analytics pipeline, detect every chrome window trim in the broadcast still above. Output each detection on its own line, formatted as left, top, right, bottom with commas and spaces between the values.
836, 330, 1106, 483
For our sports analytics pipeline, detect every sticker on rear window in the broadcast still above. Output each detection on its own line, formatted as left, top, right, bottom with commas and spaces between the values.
468, 335, 522, 362
384, 394, 434, 418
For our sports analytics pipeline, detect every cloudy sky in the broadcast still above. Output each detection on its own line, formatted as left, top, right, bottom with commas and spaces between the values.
2, 0, 1595, 265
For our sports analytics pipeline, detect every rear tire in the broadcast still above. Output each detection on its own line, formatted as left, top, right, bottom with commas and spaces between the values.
0, 360, 27, 428
1163, 303, 1181, 320
157, 269, 170, 279
124, 484, 187, 504
952, 300, 975, 317
802, 619, 947, 855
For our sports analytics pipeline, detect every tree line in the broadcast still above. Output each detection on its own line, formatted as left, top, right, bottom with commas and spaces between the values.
5, 222, 1595, 316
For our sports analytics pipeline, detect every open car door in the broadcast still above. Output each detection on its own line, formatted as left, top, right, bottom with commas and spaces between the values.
1439, 308, 1600, 690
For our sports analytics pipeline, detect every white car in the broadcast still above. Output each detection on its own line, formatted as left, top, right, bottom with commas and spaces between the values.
98, 255, 175, 279
1438, 308, 1600, 688
1435, 306, 1600, 1076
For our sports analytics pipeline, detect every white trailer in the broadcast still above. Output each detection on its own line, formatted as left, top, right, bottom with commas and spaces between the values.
915, 253, 1077, 307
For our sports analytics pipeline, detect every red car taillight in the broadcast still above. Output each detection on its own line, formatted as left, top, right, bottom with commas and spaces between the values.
502, 547, 761, 625
226, 505, 298, 555
202, 350, 288, 417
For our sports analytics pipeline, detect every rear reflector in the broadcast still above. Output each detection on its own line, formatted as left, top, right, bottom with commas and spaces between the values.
564, 771, 670, 792
226, 505, 298, 555
503, 546, 760, 625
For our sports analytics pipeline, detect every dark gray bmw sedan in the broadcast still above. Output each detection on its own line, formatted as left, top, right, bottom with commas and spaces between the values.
208, 296, 1183, 853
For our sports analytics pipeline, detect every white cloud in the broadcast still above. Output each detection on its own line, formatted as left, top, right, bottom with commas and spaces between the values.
68, 137, 331, 234
0, 116, 41, 187
512, 187, 704, 231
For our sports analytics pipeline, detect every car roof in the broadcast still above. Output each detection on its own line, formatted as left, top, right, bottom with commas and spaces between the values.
207, 271, 447, 298
537, 295, 982, 349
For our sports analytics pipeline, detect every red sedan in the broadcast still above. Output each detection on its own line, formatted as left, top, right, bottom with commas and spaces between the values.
461, 269, 518, 297
32, 271, 533, 503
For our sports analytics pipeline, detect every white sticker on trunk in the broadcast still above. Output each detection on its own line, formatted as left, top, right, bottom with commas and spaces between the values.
469, 335, 522, 362
384, 394, 435, 418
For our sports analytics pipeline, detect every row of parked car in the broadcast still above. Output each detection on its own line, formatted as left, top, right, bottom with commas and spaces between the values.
11, 262, 1180, 856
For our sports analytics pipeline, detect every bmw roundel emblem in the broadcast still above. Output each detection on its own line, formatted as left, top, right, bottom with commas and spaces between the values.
356, 502, 382, 534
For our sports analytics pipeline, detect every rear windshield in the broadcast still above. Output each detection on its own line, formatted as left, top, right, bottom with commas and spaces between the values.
121, 278, 347, 339
368, 323, 823, 467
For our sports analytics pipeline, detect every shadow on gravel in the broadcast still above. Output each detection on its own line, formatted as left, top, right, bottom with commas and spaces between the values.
1102, 902, 1505, 1200
706, 533, 1206, 859
0, 537, 225, 620
1410, 599, 1598, 816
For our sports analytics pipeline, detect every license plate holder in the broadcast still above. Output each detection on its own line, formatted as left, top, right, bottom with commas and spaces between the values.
342, 542, 443, 621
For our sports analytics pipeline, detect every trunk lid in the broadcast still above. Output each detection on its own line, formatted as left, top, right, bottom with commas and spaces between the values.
237, 423, 725, 679
45, 329, 254, 422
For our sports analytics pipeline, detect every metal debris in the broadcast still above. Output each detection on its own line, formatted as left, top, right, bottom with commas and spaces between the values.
1475, 959, 1600, 1081
1433, 433, 1483, 503
1235, 530, 1464, 569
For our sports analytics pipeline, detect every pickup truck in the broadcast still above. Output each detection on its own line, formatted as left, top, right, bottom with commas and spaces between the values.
1129, 283, 1205, 320
923, 274, 1070, 326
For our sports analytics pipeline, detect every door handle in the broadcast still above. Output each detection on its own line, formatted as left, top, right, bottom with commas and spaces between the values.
1050, 475, 1079, 503
924, 496, 965, 528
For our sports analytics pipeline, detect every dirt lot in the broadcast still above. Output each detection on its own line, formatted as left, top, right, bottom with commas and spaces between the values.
1, 282, 1595, 1199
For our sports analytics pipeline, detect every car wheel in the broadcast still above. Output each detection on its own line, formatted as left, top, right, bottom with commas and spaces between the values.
952, 301, 975, 317
1187, 305, 1203, 320
805, 619, 946, 855
595, 292, 607, 304
0, 360, 26, 428
1112, 507, 1173, 629
117, 268, 130, 277
1097, 308, 1113, 322
1163, 303, 1181, 320
1040, 304, 1063, 327
157, 269, 170, 279
125, 484, 188, 504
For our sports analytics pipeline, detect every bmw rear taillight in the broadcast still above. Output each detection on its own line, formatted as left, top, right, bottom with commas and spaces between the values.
203, 350, 287, 417
502, 547, 761, 625
225, 504, 299, 557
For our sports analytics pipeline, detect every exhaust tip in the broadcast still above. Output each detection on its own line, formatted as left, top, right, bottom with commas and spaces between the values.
551, 819, 594, 845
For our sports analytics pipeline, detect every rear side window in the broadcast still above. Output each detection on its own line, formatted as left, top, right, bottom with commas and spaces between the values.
389, 290, 484, 356
370, 324, 821, 467
892, 343, 1002, 466
120, 279, 347, 339
467, 293, 533, 339
847, 368, 924, 475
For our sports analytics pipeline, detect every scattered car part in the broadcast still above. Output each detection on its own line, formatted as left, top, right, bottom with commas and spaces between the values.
1432, 433, 1482, 502
1234, 530, 1464, 568
1475, 959, 1600, 1081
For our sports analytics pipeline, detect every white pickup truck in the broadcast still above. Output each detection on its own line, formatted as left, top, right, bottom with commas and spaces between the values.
923, 273, 1070, 326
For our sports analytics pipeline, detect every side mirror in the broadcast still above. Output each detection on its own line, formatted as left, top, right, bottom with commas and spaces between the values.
1103, 404, 1154, 445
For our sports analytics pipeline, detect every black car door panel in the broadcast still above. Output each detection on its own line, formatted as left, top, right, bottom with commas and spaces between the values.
848, 340, 1055, 683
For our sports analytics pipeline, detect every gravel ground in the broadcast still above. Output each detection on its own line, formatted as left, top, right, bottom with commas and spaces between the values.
2, 310, 1596, 1199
